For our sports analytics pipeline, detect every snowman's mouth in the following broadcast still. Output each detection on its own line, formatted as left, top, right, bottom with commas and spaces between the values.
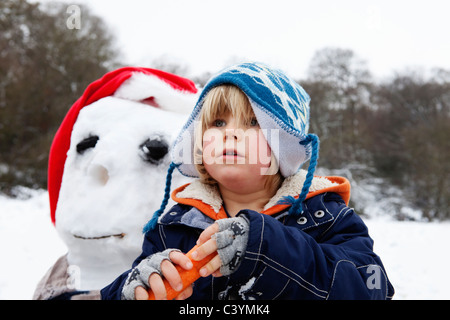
73, 233, 125, 240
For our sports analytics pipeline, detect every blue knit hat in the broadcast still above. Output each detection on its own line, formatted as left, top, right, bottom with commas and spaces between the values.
144, 62, 319, 232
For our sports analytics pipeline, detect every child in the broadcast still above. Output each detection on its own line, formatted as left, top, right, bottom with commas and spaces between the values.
101, 62, 394, 300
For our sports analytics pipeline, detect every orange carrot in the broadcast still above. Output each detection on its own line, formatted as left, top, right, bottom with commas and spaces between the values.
147, 245, 215, 300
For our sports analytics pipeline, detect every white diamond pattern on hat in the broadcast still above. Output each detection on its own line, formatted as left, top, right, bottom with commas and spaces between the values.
224, 63, 309, 133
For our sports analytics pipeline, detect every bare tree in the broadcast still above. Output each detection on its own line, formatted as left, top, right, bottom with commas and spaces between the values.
0, 0, 120, 192
372, 69, 450, 220
304, 47, 373, 166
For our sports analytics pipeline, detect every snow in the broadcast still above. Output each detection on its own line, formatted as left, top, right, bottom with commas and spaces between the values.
0, 189, 67, 300
1, 187, 449, 300
366, 218, 450, 300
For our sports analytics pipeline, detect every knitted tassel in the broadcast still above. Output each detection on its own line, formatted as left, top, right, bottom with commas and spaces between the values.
277, 195, 297, 206
143, 162, 179, 233
287, 134, 320, 216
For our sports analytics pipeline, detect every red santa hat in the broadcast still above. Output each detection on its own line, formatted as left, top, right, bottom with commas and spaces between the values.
48, 67, 198, 224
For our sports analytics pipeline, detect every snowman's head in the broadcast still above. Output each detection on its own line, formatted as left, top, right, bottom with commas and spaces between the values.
48, 68, 197, 271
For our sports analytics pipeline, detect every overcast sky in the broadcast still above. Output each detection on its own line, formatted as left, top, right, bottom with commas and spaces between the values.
38, 0, 450, 80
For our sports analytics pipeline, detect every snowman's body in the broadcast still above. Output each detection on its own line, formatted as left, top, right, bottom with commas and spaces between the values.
34, 69, 197, 299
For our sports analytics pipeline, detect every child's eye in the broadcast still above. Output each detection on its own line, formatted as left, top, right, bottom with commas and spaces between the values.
213, 119, 226, 127
250, 118, 258, 126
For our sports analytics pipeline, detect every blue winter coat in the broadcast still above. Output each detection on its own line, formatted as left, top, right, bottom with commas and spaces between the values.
101, 175, 394, 300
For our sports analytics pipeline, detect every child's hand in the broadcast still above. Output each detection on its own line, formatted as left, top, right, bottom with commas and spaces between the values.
192, 216, 250, 277
192, 223, 224, 278
122, 249, 193, 300
136, 251, 194, 300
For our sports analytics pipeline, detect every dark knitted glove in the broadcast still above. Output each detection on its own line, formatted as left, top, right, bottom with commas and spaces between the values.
121, 249, 180, 300
213, 216, 250, 276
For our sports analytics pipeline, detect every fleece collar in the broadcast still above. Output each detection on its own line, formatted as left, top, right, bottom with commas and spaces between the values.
171, 170, 351, 221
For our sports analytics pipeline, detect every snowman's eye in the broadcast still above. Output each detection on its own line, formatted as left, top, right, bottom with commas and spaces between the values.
76, 136, 99, 154
140, 137, 168, 164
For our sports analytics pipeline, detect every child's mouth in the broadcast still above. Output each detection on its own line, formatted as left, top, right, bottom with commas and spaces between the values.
221, 149, 243, 159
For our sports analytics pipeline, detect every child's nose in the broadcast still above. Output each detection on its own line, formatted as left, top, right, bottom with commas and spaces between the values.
224, 128, 243, 141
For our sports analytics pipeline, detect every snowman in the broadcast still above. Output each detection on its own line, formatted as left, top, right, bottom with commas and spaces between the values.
33, 67, 198, 299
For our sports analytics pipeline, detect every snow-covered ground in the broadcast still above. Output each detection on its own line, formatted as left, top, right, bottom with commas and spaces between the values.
365, 218, 450, 299
0, 188, 67, 300
1, 187, 449, 300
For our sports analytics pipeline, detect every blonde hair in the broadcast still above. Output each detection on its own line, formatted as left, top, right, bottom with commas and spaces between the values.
194, 85, 283, 190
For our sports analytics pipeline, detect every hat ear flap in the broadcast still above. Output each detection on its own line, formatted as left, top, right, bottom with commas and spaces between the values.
288, 134, 320, 216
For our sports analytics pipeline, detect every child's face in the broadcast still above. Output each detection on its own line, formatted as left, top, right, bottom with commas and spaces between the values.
202, 112, 273, 192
